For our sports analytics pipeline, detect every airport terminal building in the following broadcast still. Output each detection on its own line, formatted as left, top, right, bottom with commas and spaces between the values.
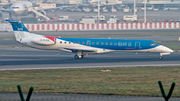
121, 0, 180, 10
1, 0, 180, 11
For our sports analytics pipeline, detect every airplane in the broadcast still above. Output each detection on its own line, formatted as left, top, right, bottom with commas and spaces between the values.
0, 1, 88, 20
6, 19, 173, 59
0, 1, 62, 20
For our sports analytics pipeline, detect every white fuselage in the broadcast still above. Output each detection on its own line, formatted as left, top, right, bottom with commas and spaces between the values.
10, 1, 32, 16
20, 36, 173, 55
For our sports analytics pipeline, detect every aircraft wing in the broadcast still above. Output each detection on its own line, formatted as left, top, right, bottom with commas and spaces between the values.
64, 48, 97, 52
0, 9, 11, 12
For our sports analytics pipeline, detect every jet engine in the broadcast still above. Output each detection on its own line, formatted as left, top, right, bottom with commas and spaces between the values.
31, 36, 56, 45
0, 11, 3, 19
39, 10, 46, 15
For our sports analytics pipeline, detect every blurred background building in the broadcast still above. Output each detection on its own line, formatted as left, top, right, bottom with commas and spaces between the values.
1, 0, 180, 5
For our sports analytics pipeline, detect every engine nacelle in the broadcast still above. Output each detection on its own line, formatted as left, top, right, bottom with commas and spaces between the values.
0, 11, 3, 19
31, 36, 56, 45
39, 10, 46, 15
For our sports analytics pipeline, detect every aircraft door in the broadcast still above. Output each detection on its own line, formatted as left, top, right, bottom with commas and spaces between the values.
135, 42, 140, 50
87, 40, 91, 46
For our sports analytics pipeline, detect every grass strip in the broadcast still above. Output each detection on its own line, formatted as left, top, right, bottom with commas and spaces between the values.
0, 66, 180, 97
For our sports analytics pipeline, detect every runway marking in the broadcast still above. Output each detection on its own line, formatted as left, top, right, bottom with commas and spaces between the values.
0, 64, 180, 71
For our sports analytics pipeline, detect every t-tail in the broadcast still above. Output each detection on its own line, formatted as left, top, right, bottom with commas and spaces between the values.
6, 19, 42, 43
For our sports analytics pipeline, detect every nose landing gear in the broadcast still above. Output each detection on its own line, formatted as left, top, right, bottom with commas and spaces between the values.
159, 56, 163, 60
159, 53, 171, 60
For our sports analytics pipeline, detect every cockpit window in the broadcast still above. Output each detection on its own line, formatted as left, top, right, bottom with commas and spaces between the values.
12, 7, 19, 9
151, 42, 158, 46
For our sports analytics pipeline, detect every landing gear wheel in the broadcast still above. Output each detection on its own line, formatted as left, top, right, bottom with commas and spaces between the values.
74, 55, 84, 59
74, 55, 79, 59
159, 56, 163, 60
80, 55, 84, 59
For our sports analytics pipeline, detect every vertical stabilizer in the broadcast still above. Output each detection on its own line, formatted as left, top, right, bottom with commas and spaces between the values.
6, 19, 41, 42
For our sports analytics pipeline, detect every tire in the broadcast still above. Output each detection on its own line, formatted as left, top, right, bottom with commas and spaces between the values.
80, 55, 84, 59
74, 55, 79, 59
159, 56, 163, 60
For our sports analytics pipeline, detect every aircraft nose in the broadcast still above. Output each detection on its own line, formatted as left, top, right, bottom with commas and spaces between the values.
10, 9, 24, 16
11, 9, 19, 15
160, 45, 174, 53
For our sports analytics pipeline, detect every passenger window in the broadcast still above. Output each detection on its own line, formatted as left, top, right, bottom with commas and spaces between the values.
123, 43, 127, 46
64, 42, 66, 44
101, 42, 104, 45
128, 43, 131, 46
114, 42, 117, 45
118, 42, 122, 46
92, 42, 94, 45
105, 42, 108, 45
78, 41, 80, 44
82, 42, 85, 44
69, 42, 71, 44
96, 42, 99, 45
60, 41, 62, 43
110, 42, 112, 45
73, 41, 75, 44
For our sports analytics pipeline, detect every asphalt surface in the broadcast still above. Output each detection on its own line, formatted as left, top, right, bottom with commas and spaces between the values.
1, 93, 180, 101
0, 47, 180, 70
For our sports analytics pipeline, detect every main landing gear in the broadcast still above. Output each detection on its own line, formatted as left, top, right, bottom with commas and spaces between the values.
74, 55, 84, 59
74, 52, 85, 59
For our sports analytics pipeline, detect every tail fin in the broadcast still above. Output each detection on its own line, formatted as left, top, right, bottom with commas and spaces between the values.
6, 19, 29, 32
6, 19, 41, 42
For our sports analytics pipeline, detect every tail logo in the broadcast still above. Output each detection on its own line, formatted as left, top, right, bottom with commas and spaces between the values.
18, 28, 23, 31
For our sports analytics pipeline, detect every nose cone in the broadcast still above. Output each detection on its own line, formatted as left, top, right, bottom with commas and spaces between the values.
159, 45, 174, 53
10, 9, 25, 16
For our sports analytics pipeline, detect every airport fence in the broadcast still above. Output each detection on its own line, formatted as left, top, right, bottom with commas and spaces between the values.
1, 22, 180, 32
10, 81, 177, 101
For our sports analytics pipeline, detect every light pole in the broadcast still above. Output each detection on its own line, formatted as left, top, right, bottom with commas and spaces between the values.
98, 0, 100, 22
134, 0, 136, 15
144, 0, 146, 23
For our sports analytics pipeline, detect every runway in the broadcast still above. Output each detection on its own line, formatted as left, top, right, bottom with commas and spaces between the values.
1, 93, 180, 101
0, 31, 180, 101
0, 47, 180, 70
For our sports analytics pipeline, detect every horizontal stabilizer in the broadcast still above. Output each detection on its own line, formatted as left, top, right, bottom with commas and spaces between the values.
6, 19, 20, 23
